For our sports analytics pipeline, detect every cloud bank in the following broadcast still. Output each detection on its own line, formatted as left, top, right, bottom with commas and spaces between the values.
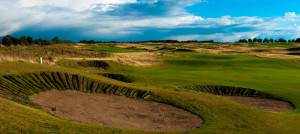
0, 0, 299, 42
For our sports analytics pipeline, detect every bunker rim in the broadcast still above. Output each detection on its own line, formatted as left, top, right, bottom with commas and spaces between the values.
0, 72, 152, 103
182, 85, 295, 111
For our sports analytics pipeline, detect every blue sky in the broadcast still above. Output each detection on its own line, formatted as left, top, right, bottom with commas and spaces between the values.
0, 0, 299, 42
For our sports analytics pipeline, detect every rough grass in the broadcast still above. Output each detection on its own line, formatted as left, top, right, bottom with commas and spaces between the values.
0, 44, 109, 64
81, 44, 147, 53
1, 52, 300, 133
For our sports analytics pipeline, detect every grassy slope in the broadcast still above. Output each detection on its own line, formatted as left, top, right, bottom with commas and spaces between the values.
128, 54, 300, 108
1, 53, 300, 133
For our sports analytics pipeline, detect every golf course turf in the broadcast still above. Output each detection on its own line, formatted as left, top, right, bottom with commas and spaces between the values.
1, 50, 300, 133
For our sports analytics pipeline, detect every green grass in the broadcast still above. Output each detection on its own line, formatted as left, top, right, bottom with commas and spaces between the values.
85, 44, 147, 53
1, 53, 300, 133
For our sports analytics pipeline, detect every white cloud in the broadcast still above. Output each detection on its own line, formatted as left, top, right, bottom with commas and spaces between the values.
285, 12, 297, 18
0, 0, 206, 37
0, 1, 299, 41
204, 16, 234, 26
18, 0, 137, 11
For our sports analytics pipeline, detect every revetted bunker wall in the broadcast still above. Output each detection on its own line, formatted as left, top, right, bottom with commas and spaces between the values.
78, 61, 109, 69
182, 85, 278, 99
99, 73, 132, 83
0, 72, 151, 102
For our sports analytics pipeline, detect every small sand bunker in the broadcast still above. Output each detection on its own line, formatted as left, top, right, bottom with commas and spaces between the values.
224, 96, 294, 112
183, 85, 295, 112
78, 60, 109, 70
31, 90, 203, 131
99, 73, 132, 83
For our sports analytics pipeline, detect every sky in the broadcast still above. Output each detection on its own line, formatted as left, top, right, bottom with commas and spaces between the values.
0, 0, 300, 42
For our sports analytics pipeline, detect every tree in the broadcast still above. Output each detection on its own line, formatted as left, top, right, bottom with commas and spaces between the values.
288, 40, 292, 43
248, 39, 253, 43
27, 36, 34, 45
263, 38, 269, 43
2, 35, 13, 46
88, 40, 95, 44
292, 39, 295, 43
253, 38, 258, 43
269, 39, 274, 43
11, 37, 20, 45
238, 39, 248, 43
42, 39, 51, 45
295, 38, 300, 43
278, 38, 287, 43
20, 36, 29, 45
257, 39, 262, 43
51, 37, 60, 44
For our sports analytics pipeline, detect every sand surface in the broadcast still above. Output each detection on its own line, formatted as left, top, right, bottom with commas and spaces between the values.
31, 90, 203, 131
224, 96, 294, 112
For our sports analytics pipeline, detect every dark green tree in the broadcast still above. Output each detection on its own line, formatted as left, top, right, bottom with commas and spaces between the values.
248, 39, 253, 43
257, 39, 262, 43
278, 38, 287, 42
263, 38, 269, 43
42, 39, 51, 45
2, 35, 13, 46
238, 39, 248, 43
27, 36, 34, 45
269, 39, 274, 43
20, 36, 29, 45
253, 38, 258, 43
51, 37, 60, 44
295, 38, 300, 43
11, 37, 20, 45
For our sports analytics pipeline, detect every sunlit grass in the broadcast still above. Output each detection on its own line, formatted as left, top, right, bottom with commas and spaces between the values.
1, 52, 300, 133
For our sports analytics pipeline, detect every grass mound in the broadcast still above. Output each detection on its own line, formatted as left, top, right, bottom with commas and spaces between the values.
99, 73, 132, 83
77, 60, 109, 69
0, 72, 151, 104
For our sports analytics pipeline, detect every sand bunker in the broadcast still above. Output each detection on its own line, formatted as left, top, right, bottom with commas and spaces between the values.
31, 90, 203, 131
183, 85, 295, 112
224, 96, 294, 112
99, 73, 132, 83
78, 61, 109, 70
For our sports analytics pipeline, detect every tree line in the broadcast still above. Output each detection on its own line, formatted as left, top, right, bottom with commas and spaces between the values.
0, 35, 73, 46
238, 38, 300, 43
